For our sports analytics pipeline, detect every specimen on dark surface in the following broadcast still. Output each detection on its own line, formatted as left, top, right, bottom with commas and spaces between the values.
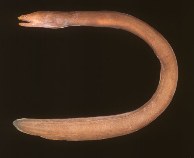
14, 11, 178, 141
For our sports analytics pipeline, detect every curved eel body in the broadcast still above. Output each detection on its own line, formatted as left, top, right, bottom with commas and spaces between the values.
14, 11, 178, 141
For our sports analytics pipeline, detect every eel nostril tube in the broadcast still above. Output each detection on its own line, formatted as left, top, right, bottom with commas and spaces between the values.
14, 11, 178, 141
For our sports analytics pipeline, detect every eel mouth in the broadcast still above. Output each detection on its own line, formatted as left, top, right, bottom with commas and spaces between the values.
18, 14, 40, 27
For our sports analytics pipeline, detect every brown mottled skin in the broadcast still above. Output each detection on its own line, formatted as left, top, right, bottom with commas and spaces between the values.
14, 11, 178, 141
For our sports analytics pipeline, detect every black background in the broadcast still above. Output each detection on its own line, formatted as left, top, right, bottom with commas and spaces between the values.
0, 0, 193, 157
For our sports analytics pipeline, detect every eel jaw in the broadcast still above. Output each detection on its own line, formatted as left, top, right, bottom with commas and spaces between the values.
18, 14, 43, 27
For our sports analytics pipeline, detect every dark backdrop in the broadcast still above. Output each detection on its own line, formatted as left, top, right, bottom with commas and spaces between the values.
0, 0, 193, 157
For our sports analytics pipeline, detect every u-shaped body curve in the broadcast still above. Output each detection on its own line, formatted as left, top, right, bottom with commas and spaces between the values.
14, 11, 178, 141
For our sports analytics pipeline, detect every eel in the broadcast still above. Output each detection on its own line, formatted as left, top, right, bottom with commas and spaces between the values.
13, 11, 178, 141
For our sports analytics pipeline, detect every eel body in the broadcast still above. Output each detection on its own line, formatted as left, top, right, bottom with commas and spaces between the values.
14, 11, 178, 141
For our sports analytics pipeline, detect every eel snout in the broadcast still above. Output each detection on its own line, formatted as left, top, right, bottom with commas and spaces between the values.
18, 14, 41, 27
